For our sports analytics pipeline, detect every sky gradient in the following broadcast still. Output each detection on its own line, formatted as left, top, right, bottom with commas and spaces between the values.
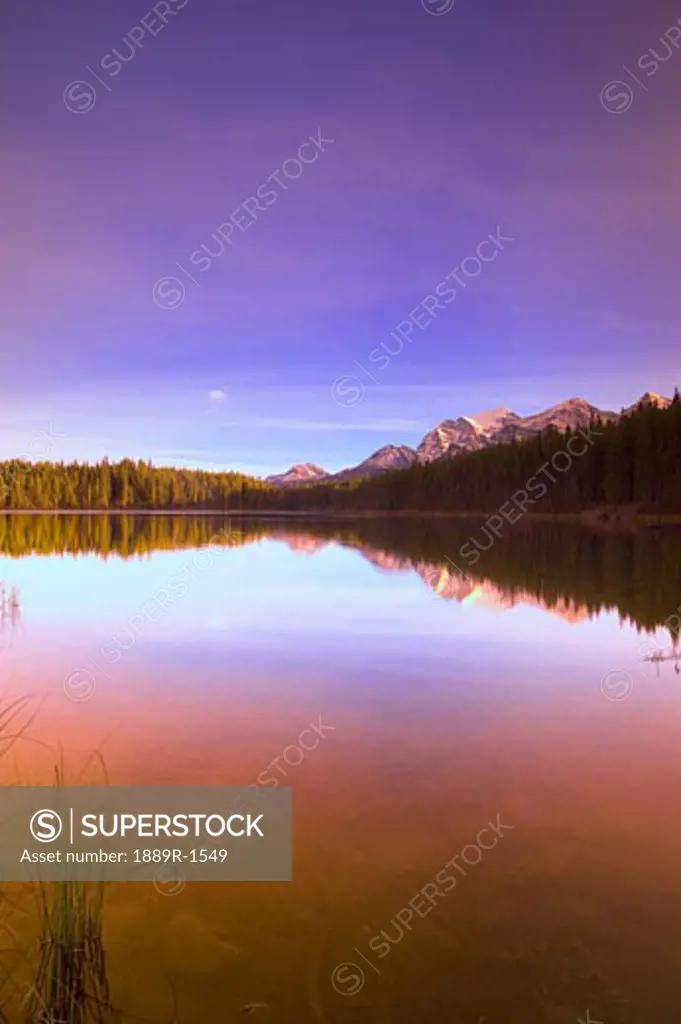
3, 0, 681, 474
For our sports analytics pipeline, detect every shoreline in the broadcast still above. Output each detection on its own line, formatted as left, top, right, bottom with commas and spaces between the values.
0, 508, 680, 526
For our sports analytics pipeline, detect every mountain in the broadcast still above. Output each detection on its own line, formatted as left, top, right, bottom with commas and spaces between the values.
492, 397, 618, 445
416, 399, 617, 464
417, 418, 489, 462
332, 445, 418, 482
469, 407, 519, 432
266, 391, 673, 484
624, 391, 672, 414
265, 463, 328, 487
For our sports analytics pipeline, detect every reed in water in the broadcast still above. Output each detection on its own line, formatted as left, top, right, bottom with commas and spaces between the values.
25, 877, 113, 1024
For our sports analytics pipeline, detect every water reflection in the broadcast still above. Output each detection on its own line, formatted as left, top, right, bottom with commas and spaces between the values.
0, 514, 680, 1022
0, 513, 680, 636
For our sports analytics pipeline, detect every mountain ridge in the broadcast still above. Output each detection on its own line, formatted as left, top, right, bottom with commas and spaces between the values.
268, 391, 672, 485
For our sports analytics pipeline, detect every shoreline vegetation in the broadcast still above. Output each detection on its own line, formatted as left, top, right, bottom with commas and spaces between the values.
0, 709, 113, 1023
0, 397, 679, 520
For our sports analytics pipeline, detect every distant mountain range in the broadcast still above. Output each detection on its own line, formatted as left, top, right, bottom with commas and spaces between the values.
266, 391, 672, 486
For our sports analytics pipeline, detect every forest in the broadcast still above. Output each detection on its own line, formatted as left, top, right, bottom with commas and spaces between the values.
0, 458, 269, 510
0, 395, 679, 514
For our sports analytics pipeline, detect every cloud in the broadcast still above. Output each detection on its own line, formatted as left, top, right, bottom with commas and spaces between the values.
208, 389, 227, 403
218, 416, 422, 432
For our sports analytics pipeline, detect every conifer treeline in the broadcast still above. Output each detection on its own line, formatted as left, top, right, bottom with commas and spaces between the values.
1, 397, 680, 513
0, 458, 271, 510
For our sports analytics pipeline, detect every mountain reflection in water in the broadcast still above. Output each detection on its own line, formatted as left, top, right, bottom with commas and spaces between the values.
0, 513, 679, 637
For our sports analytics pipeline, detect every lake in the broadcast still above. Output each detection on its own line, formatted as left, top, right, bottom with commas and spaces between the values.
0, 513, 680, 1023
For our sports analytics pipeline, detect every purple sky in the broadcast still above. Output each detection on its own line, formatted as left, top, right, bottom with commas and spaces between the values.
2, 0, 681, 474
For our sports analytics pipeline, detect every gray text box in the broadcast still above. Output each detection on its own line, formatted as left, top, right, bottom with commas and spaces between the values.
0, 786, 291, 881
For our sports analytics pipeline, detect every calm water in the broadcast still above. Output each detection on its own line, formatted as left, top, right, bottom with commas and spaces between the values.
1, 514, 681, 1023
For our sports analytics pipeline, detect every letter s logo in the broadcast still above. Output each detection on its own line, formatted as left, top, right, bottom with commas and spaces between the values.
30, 809, 63, 843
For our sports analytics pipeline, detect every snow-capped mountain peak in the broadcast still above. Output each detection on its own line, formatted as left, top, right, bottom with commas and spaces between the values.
469, 407, 519, 432
417, 417, 489, 462
265, 463, 328, 486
